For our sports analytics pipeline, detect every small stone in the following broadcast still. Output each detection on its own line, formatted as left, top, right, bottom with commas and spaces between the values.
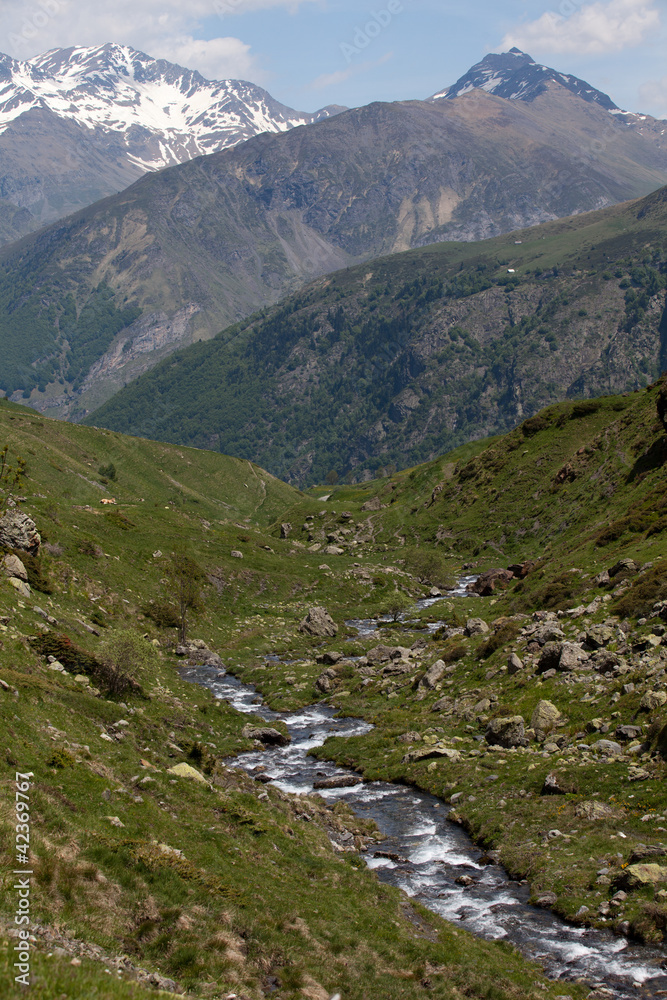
231, 550, 243, 559
105, 816, 125, 828
507, 652, 524, 675
242, 724, 291, 746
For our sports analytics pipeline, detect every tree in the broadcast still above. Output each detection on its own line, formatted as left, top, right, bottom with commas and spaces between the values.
98, 631, 153, 698
164, 552, 203, 643
378, 591, 413, 622
325, 470, 339, 485
0, 445, 26, 515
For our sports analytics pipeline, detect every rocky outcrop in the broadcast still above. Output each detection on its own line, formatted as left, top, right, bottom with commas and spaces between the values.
0, 509, 40, 555
530, 700, 561, 739
298, 607, 338, 637
485, 716, 527, 748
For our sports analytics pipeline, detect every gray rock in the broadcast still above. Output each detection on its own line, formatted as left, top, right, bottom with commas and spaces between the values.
315, 668, 337, 693
0, 509, 40, 555
365, 645, 394, 664
1, 553, 27, 581
542, 773, 568, 795
590, 649, 623, 674
609, 558, 640, 577
485, 715, 526, 748
419, 659, 447, 690
595, 570, 611, 586
231, 550, 243, 559
531, 624, 566, 645
593, 739, 623, 755
640, 690, 667, 711
317, 650, 344, 665
298, 606, 338, 638
465, 618, 489, 637
280, 522, 292, 538
313, 775, 360, 789
535, 891, 558, 907
616, 725, 642, 741
241, 724, 291, 746
584, 625, 615, 650
507, 652, 524, 675
537, 642, 564, 673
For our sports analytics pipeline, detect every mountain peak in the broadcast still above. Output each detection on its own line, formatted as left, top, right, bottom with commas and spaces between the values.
431, 49, 620, 112
0, 44, 344, 172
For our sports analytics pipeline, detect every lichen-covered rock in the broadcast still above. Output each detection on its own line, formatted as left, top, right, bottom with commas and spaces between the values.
298, 606, 338, 637
465, 617, 489, 636
584, 625, 615, 649
167, 762, 208, 784
531, 700, 561, 738
614, 864, 667, 891
419, 659, 447, 690
640, 690, 667, 711
0, 509, 40, 555
1, 553, 27, 581
485, 715, 526, 748
574, 800, 616, 820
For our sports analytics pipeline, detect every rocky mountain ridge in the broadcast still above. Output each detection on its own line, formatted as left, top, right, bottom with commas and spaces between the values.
0, 42, 343, 239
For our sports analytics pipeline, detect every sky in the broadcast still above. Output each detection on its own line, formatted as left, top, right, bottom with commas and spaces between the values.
2, 0, 667, 118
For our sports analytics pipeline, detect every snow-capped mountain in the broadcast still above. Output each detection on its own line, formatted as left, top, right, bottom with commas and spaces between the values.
430, 48, 667, 137
0, 43, 342, 171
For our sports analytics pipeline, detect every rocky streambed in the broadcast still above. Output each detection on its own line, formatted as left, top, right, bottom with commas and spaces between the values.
180, 660, 667, 1000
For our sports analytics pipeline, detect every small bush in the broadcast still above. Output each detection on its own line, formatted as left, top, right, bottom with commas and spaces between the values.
613, 560, 667, 618
98, 462, 117, 481
143, 601, 181, 629
46, 748, 76, 768
596, 514, 652, 544
9, 549, 53, 593
570, 400, 601, 419
521, 415, 549, 437
477, 621, 523, 660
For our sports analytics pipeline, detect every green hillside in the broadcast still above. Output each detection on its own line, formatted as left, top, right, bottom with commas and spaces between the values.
87, 186, 667, 486
4, 382, 667, 995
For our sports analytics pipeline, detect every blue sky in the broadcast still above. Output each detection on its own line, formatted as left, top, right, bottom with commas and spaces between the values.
3, 0, 667, 117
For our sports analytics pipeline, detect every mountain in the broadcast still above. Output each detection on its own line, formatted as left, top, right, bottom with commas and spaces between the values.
3, 66, 667, 420
83, 185, 667, 485
432, 47, 667, 134
0, 43, 343, 240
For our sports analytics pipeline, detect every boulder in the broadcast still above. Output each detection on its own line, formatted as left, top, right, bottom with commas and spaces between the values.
469, 569, 514, 596
530, 624, 566, 646
0, 509, 40, 555
542, 773, 574, 796
590, 650, 623, 674
593, 739, 623, 755
167, 763, 208, 784
594, 570, 611, 586
366, 645, 394, 664
313, 775, 360, 789
402, 745, 461, 764
507, 652, 524, 675
419, 659, 447, 690
615, 864, 667, 891
531, 700, 562, 738
465, 618, 490, 637
1, 553, 27, 581
640, 690, 667, 711
629, 845, 667, 864
574, 800, 616, 820
7, 577, 30, 598
485, 716, 526, 748
315, 668, 337, 694
231, 550, 243, 559
558, 642, 588, 671
317, 651, 344, 665
584, 625, 615, 650
507, 561, 535, 579
609, 558, 640, 578
280, 523, 292, 539
616, 725, 642, 742
298, 606, 338, 638
324, 545, 345, 555
242, 724, 291, 746
537, 642, 564, 673
361, 496, 382, 512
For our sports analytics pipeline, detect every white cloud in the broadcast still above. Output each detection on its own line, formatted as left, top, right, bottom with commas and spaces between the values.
500, 0, 660, 56
639, 75, 667, 118
1, 0, 316, 80
152, 36, 256, 80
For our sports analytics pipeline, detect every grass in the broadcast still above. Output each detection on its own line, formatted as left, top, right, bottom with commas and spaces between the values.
0, 397, 586, 999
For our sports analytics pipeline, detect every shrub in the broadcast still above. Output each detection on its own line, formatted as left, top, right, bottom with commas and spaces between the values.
477, 621, 523, 660
46, 748, 76, 769
10, 549, 52, 593
142, 601, 182, 629
613, 560, 667, 618
98, 462, 117, 481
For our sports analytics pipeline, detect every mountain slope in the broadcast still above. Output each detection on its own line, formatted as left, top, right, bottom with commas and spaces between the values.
84, 186, 667, 485
0, 43, 343, 239
3, 78, 667, 419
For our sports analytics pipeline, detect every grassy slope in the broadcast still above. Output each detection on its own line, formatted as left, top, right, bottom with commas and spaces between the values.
231, 380, 667, 944
86, 186, 667, 485
0, 398, 574, 1000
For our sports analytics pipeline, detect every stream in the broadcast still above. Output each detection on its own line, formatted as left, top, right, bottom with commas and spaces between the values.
179, 582, 667, 998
